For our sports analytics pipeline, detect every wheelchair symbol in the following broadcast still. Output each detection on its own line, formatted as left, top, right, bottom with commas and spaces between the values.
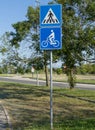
41, 30, 59, 48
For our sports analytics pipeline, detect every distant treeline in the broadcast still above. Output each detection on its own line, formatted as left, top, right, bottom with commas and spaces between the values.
53, 64, 95, 75
76, 64, 95, 75
0, 63, 95, 75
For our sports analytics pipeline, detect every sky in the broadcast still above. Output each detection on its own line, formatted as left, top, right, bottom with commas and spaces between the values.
0, 0, 62, 68
0, 0, 51, 36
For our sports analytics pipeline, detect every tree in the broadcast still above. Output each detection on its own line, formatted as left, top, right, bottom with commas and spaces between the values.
0, 32, 29, 74
52, 0, 95, 89
9, 6, 50, 86
0, 32, 10, 54
9, 0, 95, 88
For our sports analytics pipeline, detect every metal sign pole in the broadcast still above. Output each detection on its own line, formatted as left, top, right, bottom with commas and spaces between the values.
40, 4, 62, 130
50, 51, 53, 129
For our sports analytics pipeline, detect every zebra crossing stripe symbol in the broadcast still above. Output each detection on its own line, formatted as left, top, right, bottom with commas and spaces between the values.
42, 8, 59, 24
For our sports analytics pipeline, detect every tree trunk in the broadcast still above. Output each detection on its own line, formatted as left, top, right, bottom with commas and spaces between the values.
44, 51, 49, 87
44, 64, 49, 86
67, 68, 76, 89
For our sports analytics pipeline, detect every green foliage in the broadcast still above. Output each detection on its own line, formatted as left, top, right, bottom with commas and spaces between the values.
0, 67, 3, 74
17, 66, 24, 74
9, 6, 39, 47
77, 64, 95, 74
8, 0, 95, 88
10, 21, 31, 46
53, 0, 95, 88
0, 32, 11, 54
55, 68, 63, 75
86, 1, 95, 21
29, 57, 44, 71
26, 6, 39, 28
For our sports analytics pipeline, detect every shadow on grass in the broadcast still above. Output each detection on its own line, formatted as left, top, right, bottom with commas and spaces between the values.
0, 82, 51, 130
0, 83, 49, 99
0, 82, 95, 130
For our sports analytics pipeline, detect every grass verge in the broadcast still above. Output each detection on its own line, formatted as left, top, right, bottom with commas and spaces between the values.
0, 82, 95, 130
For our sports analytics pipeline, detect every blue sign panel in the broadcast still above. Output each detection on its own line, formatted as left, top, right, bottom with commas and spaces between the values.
40, 27, 62, 50
40, 4, 62, 27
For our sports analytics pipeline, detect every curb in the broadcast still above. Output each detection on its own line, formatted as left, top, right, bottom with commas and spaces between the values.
0, 101, 13, 130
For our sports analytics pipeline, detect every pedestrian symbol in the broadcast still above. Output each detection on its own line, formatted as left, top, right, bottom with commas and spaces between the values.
40, 4, 62, 27
42, 8, 59, 24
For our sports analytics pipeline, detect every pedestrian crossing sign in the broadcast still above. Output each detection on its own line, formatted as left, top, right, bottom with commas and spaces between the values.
40, 4, 62, 27
42, 8, 59, 24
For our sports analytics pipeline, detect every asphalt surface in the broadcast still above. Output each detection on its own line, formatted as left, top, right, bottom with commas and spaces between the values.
0, 76, 95, 90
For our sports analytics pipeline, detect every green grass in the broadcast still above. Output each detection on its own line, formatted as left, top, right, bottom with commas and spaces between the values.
76, 79, 95, 84
0, 82, 95, 130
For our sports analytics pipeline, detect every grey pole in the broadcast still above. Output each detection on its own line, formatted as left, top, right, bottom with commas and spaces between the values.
50, 51, 53, 129
35, 0, 40, 86
35, 0, 40, 7
36, 71, 39, 86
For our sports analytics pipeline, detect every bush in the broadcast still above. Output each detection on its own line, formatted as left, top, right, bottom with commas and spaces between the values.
56, 68, 62, 75
76, 64, 95, 75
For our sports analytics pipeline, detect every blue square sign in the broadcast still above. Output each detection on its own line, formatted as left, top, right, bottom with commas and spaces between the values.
40, 4, 62, 27
40, 27, 62, 50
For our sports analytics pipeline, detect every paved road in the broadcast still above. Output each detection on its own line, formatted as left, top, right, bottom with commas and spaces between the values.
0, 76, 95, 90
